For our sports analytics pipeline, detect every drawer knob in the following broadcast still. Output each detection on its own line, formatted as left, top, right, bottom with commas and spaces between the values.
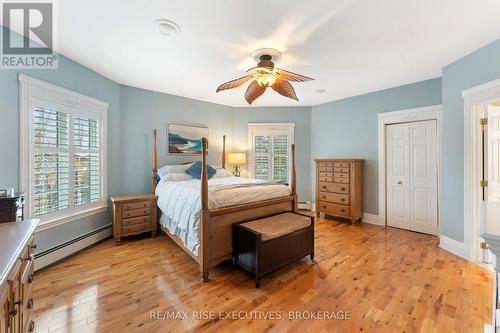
323, 206, 326, 209
341, 209, 345, 212
341, 198, 345, 201
341, 187, 346, 191
322, 186, 326, 189
322, 196, 326, 199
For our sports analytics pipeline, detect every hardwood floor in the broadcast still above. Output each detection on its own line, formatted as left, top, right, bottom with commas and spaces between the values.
33, 217, 492, 333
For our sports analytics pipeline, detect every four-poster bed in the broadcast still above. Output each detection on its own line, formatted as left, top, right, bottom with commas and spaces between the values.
151, 129, 298, 281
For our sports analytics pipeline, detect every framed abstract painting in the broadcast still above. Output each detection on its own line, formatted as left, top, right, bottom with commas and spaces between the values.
167, 123, 208, 154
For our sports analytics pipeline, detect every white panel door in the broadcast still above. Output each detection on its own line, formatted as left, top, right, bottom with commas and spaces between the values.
486, 105, 500, 202
386, 120, 438, 235
386, 124, 410, 230
408, 120, 438, 235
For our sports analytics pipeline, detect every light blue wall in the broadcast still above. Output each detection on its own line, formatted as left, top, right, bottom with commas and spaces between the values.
118, 88, 313, 200
232, 107, 312, 201
311, 78, 442, 214
119, 85, 234, 194
3, 20, 498, 253
0, 28, 121, 252
441, 38, 500, 242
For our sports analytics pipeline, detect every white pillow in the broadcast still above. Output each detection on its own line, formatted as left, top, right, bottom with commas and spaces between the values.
163, 173, 194, 182
213, 168, 233, 178
158, 163, 193, 178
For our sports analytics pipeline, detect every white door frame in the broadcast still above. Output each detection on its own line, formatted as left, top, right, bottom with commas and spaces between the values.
378, 105, 442, 232
463, 78, 500, 263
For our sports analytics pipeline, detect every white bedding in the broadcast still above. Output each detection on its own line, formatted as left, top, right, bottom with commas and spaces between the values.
155, 176, 291, 256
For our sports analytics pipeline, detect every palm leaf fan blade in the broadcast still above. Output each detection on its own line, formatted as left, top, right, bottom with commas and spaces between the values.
216, 75, 253, 92
244, 80, 266, 104
271, 79, 298, 101
275, 69, 314, 82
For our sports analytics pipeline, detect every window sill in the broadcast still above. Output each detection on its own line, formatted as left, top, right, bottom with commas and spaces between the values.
35, 205, 109, 232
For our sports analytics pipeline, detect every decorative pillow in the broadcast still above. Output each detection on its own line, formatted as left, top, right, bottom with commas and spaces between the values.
163, 173, 194, 182
212, 168, 233, 178
185, 161, 216, 180
157, 163, 193, 178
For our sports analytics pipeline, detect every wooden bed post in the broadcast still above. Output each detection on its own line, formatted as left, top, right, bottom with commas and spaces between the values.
152, 129, 158, 193
200, 137, 210, 281
222, 135, 226, 169
291, 143, 298, 212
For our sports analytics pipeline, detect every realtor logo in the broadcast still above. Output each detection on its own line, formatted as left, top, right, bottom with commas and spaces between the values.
1, 0, 58, 69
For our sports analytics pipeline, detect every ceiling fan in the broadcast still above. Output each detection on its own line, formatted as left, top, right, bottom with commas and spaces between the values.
216, 51, 314, 105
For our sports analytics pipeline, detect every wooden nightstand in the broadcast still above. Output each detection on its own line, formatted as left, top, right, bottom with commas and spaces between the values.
111, 194, 158, 243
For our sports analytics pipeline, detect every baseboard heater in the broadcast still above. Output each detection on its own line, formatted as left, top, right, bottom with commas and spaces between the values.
298, 201, 312, 210
34, 224, 112, 271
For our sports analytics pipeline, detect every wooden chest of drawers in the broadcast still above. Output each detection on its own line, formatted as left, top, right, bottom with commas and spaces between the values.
111, 194, 158, 243
315, 159, 364, 223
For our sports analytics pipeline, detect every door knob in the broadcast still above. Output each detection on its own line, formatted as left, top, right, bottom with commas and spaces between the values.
397, 180, 402, 185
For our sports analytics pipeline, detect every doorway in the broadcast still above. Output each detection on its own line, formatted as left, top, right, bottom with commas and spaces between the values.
377, 105, 442, 235
386, 120, 438, 235
463, 79, 500, 263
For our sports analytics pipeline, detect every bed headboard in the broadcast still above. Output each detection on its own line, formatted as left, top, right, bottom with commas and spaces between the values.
151, 130, 227, 192
151, 130, 296, 200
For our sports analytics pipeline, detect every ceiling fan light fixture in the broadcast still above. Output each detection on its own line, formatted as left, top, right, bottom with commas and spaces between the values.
216, 48, 313, 104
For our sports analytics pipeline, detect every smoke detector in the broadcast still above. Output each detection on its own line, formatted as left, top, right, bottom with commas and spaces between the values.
156, 19, 181, 37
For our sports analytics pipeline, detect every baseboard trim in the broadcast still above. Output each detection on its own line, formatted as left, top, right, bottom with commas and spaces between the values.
439, 235, 468, 260
35, 224, 112, 271
311, 206, 381, 225
362, 213, 381, 225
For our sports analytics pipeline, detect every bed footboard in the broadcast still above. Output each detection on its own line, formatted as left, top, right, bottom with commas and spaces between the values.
199, 138, 298, 281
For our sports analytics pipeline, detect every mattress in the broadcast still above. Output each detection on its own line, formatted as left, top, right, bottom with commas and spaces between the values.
155, 176, 291, 256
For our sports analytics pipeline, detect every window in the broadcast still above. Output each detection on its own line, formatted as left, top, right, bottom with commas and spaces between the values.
20, 75, 108, 226
248, 123, 294, 183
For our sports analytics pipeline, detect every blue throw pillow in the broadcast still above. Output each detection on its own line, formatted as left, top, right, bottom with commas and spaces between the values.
185, 161, 216, 180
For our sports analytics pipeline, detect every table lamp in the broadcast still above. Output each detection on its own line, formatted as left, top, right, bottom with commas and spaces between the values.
228, 152, 246, 177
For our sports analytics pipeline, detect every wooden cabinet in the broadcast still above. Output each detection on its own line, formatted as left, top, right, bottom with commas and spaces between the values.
315, 159, 363, 223
0, 193, 24, 223
0, 220, 38, 333
111, 194, 158, 243
1, 283, 8, 333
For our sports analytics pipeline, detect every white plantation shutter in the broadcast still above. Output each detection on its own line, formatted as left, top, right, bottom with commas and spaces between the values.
249, 124, 294, 183
74, 116, 100, 205
20, 75, 108, 225
32, 107, 104, 217
33, 107, 70, 215
254, 136, 272, 180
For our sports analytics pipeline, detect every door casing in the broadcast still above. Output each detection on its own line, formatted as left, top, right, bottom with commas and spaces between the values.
463, 79, 500, 263
377, 105, 442, 236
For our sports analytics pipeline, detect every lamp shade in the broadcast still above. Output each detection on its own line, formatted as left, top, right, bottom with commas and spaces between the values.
228, 152, 246, 165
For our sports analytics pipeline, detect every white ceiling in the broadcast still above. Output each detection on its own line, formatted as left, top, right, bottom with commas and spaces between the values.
54, 0, 500, 107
